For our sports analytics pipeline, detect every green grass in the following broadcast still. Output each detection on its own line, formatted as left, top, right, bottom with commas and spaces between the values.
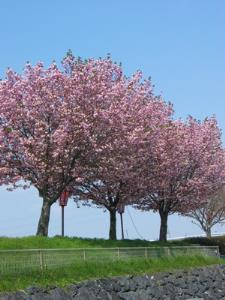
0, 255, 222, 292
0, 236, 191, 250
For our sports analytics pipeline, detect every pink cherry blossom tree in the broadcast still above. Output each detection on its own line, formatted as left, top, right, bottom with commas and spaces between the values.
72, 75, 173, 240
135, 117, 225, 241
0, 53, 150, 236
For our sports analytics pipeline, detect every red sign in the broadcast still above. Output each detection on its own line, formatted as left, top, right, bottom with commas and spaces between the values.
59, 189, 70, 206
117, 204, 125, 214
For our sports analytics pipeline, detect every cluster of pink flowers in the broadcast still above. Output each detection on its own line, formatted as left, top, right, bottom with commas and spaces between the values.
0, 53, 224, 239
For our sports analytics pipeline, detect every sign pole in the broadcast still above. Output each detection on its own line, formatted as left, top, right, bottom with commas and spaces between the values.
120, 212, 124, 240
59, 189, 70, 237
117, 204, 125, 240
61, 205, 65, 237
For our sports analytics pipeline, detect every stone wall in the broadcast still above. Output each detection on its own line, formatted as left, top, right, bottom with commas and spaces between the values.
1, 265, 225, 299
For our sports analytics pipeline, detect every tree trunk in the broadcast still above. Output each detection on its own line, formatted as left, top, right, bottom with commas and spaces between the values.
159, 210, 168, 242
36, 198, 52, 236
109, 209, 117, 240
206, 227, 212, 238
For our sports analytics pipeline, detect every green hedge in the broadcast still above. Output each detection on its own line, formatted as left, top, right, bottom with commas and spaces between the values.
184, 236, 225, 254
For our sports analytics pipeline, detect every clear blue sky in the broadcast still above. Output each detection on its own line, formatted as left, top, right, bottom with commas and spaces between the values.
0, 0, 225, 239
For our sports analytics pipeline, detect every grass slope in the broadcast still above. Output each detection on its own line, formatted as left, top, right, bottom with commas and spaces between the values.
0, 236, 191, 249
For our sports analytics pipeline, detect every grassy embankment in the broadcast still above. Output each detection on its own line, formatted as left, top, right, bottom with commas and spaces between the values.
0, 236, 223, 292
0, 235, 191, 249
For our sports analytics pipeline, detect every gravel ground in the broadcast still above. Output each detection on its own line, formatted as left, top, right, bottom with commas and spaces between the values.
1, 264, 225, 299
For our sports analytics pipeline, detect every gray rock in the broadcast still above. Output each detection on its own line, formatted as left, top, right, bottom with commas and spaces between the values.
0, 291, 28, 300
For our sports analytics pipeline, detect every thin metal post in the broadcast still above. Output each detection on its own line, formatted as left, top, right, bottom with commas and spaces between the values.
216, 247, 220, 258
61, 206, 64, 237
120, 213, 124, 240
167, 247, 170, 256
145, 247, 148, 259
39, 250, 43, 270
